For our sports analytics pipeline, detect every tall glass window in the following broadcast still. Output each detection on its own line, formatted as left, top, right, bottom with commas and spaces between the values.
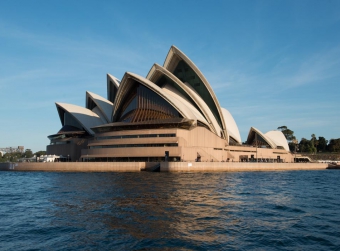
248, 132, 270, 148
155, 75, 204, 118
64, 112, 83, 130
173, 60, 223, 129
116, 83, 181, 122
108, 81, 117, 103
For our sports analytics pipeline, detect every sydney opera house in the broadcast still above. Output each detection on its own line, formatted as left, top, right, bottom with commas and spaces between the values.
47, 46, 294, 163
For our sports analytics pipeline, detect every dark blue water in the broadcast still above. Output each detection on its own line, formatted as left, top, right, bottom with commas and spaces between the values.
1, 171, 340, 250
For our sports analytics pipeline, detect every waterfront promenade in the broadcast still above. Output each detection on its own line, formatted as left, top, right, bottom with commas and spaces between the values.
0, 162, 329, 172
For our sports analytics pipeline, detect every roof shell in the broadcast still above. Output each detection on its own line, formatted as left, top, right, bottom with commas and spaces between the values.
161, 83, 210, 127
56, 102, 104, 135
265, 131, 290, 151
246, 127, 276, 149
86, 91, 113, 123
147, 64, 215, 132
221, 108, 242, 144
112, 72, 202, 124
107, 74, 120, 104
163, 45, 228, 139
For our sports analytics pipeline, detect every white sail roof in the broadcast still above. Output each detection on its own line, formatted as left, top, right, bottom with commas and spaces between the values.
147, 64, 213, 132
247, 127, 289, 150
113, 72, 202, 123
163, 45, 228, 139
221, 108, 241, 144
265, 131, 290, 151
86, 91, 113, 123
56, 102, 104, 135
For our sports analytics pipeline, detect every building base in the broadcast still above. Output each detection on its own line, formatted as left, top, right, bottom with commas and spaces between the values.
0, 162, 329, 172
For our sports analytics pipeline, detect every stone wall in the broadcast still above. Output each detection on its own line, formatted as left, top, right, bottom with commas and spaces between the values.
160, 162, 328, 172
304, 153, 340, 161
0, 161, 329, 172
0, 162, 143, 172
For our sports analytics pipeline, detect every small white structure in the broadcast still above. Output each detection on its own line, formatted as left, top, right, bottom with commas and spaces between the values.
40, 155, 60, 162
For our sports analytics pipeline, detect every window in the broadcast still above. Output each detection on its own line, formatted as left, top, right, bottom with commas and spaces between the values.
96, 133, 176, 140
172, 60, 223, 129
90, 143, 178, 149
116, 83, 181, 123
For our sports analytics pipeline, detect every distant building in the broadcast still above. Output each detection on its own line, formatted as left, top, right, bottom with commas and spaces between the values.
47, 46, 294, 163
0, 146, 25, 154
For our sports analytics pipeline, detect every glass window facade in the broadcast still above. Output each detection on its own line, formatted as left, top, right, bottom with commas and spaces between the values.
229, 137, 240, 146
197, 121, 211, 131
173, 60, 223, 129
90, 143, 178, 149
58, 107, 84, 131
116, 82, 182, 123
87, 97, 96, 110
155, 75, 204, 118
248, 132, 271, 148
108, 81, 117, 103
96, 133, 176, 140
84, 156, 180, 162
50, 141, 71, 145
64, 112, 83, 130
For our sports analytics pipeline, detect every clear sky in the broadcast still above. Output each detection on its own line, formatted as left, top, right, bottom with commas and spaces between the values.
0, 0, 339, 152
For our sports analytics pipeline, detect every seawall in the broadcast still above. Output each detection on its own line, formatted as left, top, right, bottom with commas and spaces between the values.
0, 162, 329, 172
0, 162, 145, 172
160, 162, 329, 172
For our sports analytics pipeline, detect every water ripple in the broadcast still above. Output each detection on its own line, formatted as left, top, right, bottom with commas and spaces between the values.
1, 170, 340, 250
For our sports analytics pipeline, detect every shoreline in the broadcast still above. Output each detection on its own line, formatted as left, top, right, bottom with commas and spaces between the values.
0, 162, 330, 172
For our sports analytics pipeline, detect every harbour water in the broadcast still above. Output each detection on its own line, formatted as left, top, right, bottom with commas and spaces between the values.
1, 170, 339, 250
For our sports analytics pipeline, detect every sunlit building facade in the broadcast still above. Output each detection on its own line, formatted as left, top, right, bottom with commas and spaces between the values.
47, 46, 294, 163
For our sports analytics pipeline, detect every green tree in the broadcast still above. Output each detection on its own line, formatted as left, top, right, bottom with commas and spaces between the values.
34, 151, 46, 157
299, 138, 314, 153
327, 138, 340, 152
289, 138, 299, 153
2, 152, 22, 162
23, 149, 34, 158
311, 134, 318, 154
277, 126, 295, 141
317, 137, 328, 152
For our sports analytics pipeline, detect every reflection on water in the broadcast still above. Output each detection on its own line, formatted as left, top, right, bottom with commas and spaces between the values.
1, 171, 340, 250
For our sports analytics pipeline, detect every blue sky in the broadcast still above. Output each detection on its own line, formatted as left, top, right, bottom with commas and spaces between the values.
0, 0, 339, 152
